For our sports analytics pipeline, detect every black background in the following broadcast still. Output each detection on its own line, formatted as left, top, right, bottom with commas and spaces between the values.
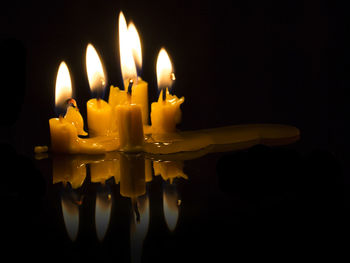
1, 0, 349, 261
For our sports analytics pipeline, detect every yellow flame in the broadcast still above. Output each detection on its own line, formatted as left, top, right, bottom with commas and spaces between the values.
86, 43, 106, 94
156, 48, 174, 90
61, 196, 79, 241
119, 11, 137, 84
55, 61, 72, 107
128, 22, 142, 70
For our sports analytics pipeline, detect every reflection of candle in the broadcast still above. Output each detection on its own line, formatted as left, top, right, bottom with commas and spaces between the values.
116, 12, 144, 152
153, 160, 188, 184
151, 48, 184, 134
52, 155, 87, 189
90, 160, 120, 184
119, 153, 146, 198
86, 44, 113, 137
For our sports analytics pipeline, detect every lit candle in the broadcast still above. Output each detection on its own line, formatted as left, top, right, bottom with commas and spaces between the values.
86, 43, 113, 137
128, 22, 149, 125
151, 48, 184, 134
116, 11, 144, 152
49, 62, 90, 153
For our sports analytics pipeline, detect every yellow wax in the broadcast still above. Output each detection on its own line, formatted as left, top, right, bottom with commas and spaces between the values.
87, 98, 113, 137
108, 85, 129, 107
108, 85, 129, 133
119, 153, 146, 198
131, 78, 149, 125
49, 117, 80, 153
52, 155, 87, 189
90, 160, 120, 184
151, 88, 184, 134
115, 103, 144, 152
49, 117, 117, 154
64, 105, 88, 136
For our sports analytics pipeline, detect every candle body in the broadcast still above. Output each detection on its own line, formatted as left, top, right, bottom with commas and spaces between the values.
115, 104, 144, 152
108, 86, 129, 133
108, 85, 129, 108
131, 78, 149, 125
49, 117, 80, 153
87, 99, 112, 137
151, 89, 184, 134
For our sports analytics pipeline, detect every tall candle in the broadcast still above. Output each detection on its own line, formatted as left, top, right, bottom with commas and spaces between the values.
117, 11, 145, 151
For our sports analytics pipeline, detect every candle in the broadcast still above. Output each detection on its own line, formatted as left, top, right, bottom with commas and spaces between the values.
116, 11, 145, 152
49, 62, 86, 153
151, 48, 184, 134
86, 44, 113, 137
128, 22, 149, 125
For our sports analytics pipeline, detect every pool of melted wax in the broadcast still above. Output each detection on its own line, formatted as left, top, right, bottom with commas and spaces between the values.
143, 124, 300, 155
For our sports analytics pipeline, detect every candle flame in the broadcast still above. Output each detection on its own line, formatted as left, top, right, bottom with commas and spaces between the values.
128, 22, 142, 70
119, 11, 137, 85
156, 48, 174, 90
86, 43, 107, 95
55, 61, 72, 109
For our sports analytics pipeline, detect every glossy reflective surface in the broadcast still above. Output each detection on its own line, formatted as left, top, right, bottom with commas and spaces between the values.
1, 140, 346, 262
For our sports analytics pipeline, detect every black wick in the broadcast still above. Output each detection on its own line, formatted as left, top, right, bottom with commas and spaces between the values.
127, 79, 134, 94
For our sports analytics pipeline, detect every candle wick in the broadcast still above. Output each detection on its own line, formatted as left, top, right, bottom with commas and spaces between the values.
127, 79, 134, 95
162, 88, 167, 101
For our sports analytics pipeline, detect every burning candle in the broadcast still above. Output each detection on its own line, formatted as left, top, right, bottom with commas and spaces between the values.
151, 48, 184, 134
115, 11, 144, 152
128, 22, 149, 125
86, 44, 113, 137
49, 62, 87, 153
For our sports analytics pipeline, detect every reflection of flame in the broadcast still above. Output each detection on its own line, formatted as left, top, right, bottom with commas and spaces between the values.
61, 195, 79, 241
130, 194, 150, 263
163, 183, 180, 232
95, 191, 112, 242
